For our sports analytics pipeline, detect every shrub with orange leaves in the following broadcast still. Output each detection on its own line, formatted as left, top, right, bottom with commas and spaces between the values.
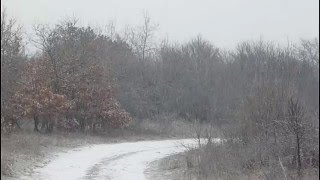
8, 58, 72, 132
8, 57, 132, 133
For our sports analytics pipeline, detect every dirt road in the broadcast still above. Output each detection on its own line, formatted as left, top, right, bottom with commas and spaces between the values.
22, 139, 202, 180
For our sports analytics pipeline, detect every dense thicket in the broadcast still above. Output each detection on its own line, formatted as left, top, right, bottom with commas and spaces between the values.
1, 14, 133, 133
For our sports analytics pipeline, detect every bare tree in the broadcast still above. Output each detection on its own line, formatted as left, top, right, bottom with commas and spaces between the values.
128, 12, 158, 62
287, 97, 305, 180
1, 9, 24, 101
1, 9, 25, 130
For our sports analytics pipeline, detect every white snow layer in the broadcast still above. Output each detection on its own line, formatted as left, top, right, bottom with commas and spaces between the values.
23, 138, 220, 180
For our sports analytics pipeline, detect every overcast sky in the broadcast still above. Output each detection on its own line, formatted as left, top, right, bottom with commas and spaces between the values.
1, 0, 319, 53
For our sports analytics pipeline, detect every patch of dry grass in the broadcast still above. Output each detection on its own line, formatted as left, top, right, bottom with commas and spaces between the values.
135, 114, 222, 139
147, 141, 319, 180
1, 131, 100, 178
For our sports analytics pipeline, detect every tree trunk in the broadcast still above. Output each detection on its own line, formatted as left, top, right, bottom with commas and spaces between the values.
296, 133, 302, 180
34, 115, 39, 132
79, 118, 85, 132
47, 122, 54, 133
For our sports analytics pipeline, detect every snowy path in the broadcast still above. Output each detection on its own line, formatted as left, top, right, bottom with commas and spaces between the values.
23, 139, 208, 180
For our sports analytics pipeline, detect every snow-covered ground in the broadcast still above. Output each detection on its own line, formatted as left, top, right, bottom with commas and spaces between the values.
21, 138, 218, 180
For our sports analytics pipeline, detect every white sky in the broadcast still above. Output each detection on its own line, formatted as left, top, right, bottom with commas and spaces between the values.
1, 0, 319, 53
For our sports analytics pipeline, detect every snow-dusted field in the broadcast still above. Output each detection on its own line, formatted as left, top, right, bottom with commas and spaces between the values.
21, 139, 208, 180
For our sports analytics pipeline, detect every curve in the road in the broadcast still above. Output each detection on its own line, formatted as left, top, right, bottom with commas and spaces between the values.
23, 139, 208, 180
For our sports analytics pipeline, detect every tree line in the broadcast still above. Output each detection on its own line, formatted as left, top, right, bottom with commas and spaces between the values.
1, 10, 319, 178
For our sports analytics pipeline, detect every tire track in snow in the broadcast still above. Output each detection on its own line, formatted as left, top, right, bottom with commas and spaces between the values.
84, 151, 143, 180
